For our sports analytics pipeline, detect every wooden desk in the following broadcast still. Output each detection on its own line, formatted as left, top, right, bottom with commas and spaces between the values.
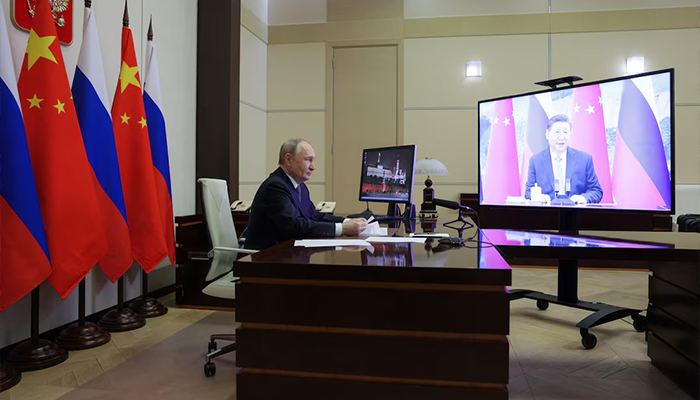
484, 228, 700, 399
234, 231, 512, 400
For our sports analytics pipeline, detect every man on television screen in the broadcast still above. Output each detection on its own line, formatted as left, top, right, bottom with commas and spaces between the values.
524, 114, 603, 204
245, 138, 367, 250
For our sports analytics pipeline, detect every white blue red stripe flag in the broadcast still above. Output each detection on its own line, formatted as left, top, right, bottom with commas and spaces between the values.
143, 21, 175, 266
0, 1, 51, 310
72, 4, 132, 281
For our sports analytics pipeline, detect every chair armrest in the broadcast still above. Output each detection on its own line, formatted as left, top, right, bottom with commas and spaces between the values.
208, 246, 258, 258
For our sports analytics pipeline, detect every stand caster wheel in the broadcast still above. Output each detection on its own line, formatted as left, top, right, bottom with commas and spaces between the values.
580, 329, 597, 350
536, 300, 549, 310
204, 362, 216, 377
208, 341, 217, 352
632, 314, 647, 332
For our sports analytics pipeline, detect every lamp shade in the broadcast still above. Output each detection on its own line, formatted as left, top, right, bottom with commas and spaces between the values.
415, 158, 449, 176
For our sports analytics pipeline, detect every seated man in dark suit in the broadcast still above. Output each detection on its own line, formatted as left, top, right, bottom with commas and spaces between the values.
524, 114, 603, 204
245, 138, 368, 250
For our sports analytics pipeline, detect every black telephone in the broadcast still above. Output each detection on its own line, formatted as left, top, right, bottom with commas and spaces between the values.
439, 237, 464, 246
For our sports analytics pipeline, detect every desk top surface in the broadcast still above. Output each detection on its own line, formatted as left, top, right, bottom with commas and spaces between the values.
235, 220, 510, 285
481, 228, 700, 262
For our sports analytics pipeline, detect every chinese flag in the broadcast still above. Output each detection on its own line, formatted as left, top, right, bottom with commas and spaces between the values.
111, 17, 167, 273
17, 0, 107, 298
570, 84, 613, 204
482, 98, 521, 203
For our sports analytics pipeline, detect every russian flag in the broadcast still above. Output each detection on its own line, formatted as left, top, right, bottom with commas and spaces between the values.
0, 2, 51, 311
143, 21, 175, 266
72, 4, 133, 282
612, 79, 671, 210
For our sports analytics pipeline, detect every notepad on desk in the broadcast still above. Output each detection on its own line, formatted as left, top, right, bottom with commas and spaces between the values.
294, 239, 373, 248
359, 221, 388, 236
365, 237, 426, 243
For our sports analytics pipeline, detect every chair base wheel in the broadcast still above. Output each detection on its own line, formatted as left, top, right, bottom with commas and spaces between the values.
204, 362, 216, 377
536, 300, 549, 310
632, 314, 647, 332
580, 328, 597, 349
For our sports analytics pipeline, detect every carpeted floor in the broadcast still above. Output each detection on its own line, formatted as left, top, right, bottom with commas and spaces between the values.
56, 311, 238, 400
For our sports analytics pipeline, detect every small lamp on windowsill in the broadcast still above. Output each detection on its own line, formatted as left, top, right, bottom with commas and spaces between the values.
415, 157, 449, 220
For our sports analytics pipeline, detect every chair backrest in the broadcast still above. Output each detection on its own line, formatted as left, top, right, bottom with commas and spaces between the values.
199, 178, 239, 282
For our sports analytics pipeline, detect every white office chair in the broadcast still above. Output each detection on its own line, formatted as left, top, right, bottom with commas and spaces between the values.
198, 178, 257, 377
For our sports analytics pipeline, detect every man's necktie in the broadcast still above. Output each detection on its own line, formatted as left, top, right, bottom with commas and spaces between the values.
296, 186, 302, 202
554, 156, 564, 193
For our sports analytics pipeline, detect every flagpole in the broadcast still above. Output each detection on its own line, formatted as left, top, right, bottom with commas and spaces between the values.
128, 17, 168, 319
0, 364, 21, 392
7, 288, 68, 371
55, 280, 111, 349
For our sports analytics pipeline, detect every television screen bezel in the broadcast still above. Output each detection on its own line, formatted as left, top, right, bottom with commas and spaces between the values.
476, 68, 675, 215
358, 144, 417, 204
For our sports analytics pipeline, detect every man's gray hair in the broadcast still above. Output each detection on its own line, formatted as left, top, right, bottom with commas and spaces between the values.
278, 138, 310, 165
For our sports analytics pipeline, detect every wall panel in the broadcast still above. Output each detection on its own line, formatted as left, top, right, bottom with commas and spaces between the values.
551, 0, 700, 13
405, 35, 549, 108
404, 109, 478, 186
267, 43, 326, 110
268, 0, 327, 26
551, 29, 700, 104
266, 112, 326, 175
674, 107, 700, 185
405, 0, 548, 19
240, 26, 268, 108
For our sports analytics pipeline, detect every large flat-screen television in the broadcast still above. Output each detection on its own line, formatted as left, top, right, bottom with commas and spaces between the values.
478, 68, 674, 213
359, 144, 417, 204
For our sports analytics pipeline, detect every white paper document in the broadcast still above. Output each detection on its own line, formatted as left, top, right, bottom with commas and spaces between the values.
365, 237, 426, 243
294, 239, 373, 248
359, 221, 388, 236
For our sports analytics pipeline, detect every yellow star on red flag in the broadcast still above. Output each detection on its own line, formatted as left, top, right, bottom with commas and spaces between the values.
119, 61, 141, 93
53, 99, 66, 114
138, 117, 147, 128
25, 29, 57, 70
27, 94, 44, 109
120, 113, 131, 124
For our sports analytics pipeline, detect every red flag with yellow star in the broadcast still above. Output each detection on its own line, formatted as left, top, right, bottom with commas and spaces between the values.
16, 0, 107, 298
111, 19, 167, 273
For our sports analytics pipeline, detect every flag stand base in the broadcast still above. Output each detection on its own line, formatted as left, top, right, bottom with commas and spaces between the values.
55, 322, 111, 350
0, 365, 21, 392
98, 277, 146, 332
128, 271, 168, 318
56, 280, 111, 350
7, 289, 68, 372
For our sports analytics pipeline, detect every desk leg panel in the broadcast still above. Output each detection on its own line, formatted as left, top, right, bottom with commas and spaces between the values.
649, 276, 700, 331
647, 332, 699, 400
647, 305, 699, 366
236, 327, 509, 384
236, 283, 509, 334
236, 371, 508, 400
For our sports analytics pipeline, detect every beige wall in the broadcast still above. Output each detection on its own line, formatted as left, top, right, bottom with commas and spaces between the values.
267, 42, 327, 202
239, 14, 268, 201
266, 2, 700, 211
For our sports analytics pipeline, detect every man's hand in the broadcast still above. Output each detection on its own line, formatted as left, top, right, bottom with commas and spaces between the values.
570, 195, 588, 204
342, 218, 367, 236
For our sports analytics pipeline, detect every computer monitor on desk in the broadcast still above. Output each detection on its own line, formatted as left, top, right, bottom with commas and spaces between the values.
350, 144, 417, 220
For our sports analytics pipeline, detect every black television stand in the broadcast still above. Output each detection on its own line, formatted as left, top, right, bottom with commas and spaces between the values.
509, 209, 647, 349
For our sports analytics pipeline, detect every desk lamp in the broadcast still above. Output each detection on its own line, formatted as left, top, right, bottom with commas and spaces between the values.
415, 157, 448, 220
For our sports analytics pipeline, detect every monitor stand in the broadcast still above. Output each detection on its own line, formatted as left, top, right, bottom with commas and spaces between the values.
347, 202, 407, 221
509, 209, 647, 349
